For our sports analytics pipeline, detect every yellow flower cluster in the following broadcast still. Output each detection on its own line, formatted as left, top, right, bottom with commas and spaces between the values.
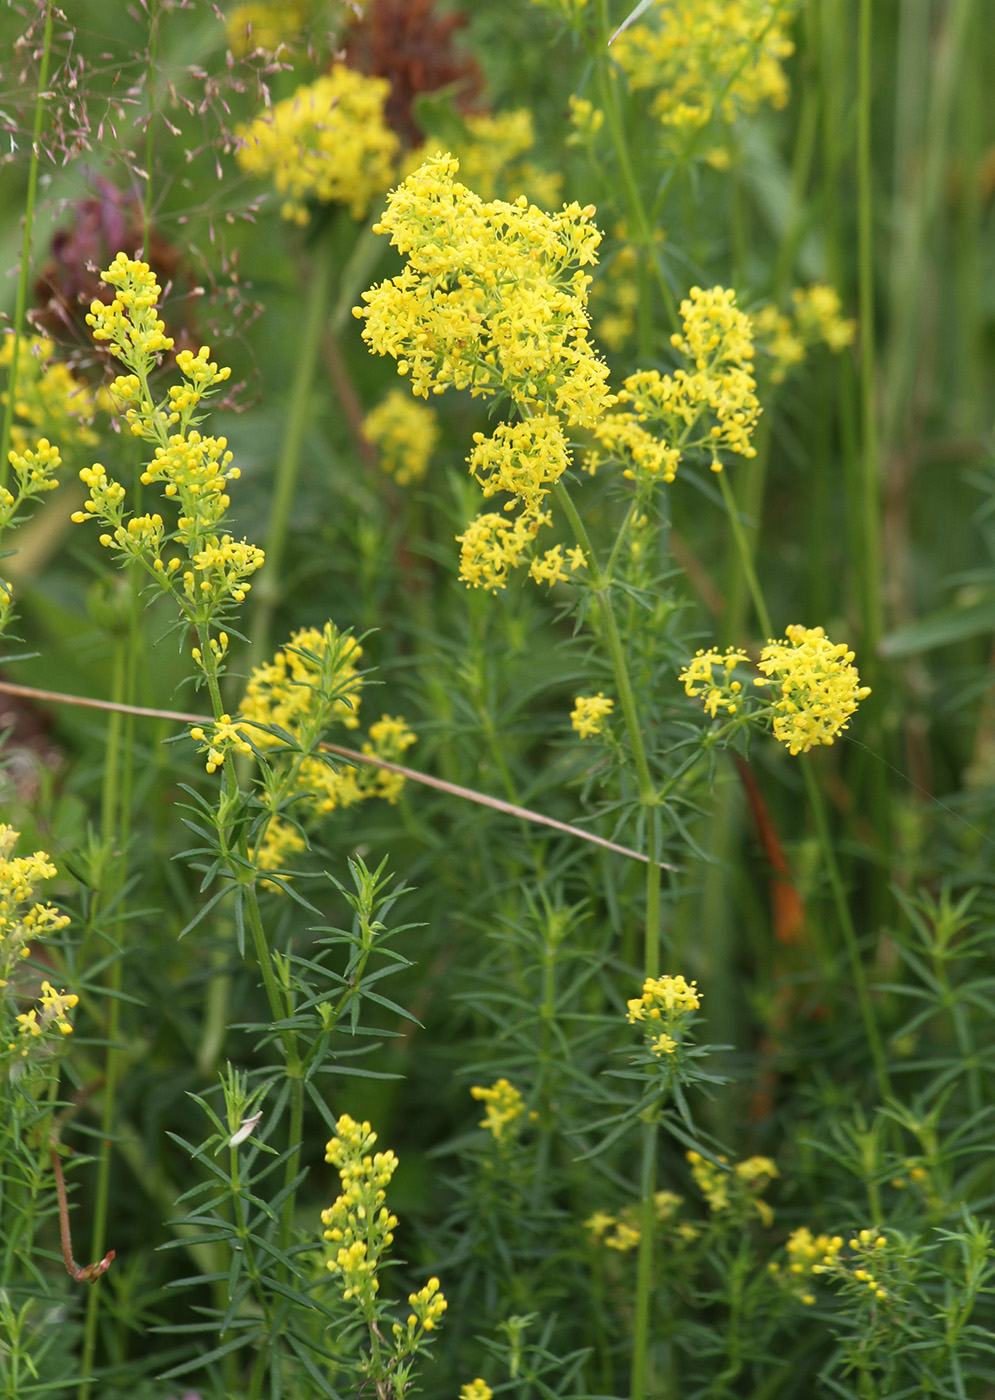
679, 647, 750, 717
586, 1190, 685, 1253
591, 286, 759, 484
0, 334, 98, 458
75, 257, 263, 639
843, 1227, 890, 1302
358, 153, 615, 594
440, 108, 563, 208
239, 625, 415, 870
570, 693, 614, 738
567, 95, 604, 146
686, 1150, 778, 1227
0, 825, 70, 984
755, 625, 871, 755
0, 827, 76, 1067
460, 1381, 493, 1400
769, 1226, 844, 1305
1, 437, 63, 534
226, 0, 306, 56
15, 980, 79, 1042
189, 714, 253, 776
322, 1114, 399, 1302
470, 1077, 529, 1143
358, 153, 611, 420
322, 1114, 447, 1353
236, 66, 399, 224
627, 973, 701, 1056
362, 389, 439, 486
529, 543, 587, 588
752, 283, 856, 383
612, 0, 796, 157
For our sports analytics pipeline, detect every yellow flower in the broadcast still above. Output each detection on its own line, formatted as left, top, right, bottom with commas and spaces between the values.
0, 334, 98, 458
612, 0, 796, 156
687, 1150, 778, 1225
754, 624, 871, 755
362, 389, 439, 486
469, 415, 570, 514
236, 66, 398, 223
226, 0, 306, 56
356, 153, 613, 427
570, 693, 614, 738
679, 647, 750, 717
457, 509, 547, 592
460, 1380, 493, 1400
470, 1078, 528, 1143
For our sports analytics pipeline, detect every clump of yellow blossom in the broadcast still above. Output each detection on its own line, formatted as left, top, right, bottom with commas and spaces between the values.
0, 825, 71, 985
226, 0, 306, 56
408, 109, 562, 208
460, 1381, 493, 1400
768, 1226, 844, 1305
586, 1190, 686, 1253
0, 334, 98, 459
357, 153, 612, 422
357, 152, 616, 594
238, 625, 415, 874
470, 1078, 532, 1144
686, 1150, 778, 1227
322, 1114, 446, 1365
74, 257, 263, 651
612, 0, 797, 160
0, 826, 77, 1070
570, 693, 614, 738
752, 283, 856, 383
627, 974, 700, 1057
679, 647, 750, 718
755, 625, 871, 755
236, 66, 399, 224
362, 389, 439, 486
567, 94, 604, 146
589, 286, 759, 485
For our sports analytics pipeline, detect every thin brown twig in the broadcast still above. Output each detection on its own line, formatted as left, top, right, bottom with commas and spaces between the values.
0, 678, 664, 867
50, 1144, 116, 1284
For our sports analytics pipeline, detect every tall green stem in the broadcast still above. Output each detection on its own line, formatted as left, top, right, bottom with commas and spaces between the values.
717, 470, 772, 641
800, 758, 891, 1102
0, 0, 54, 495
248, 235, 336, 664
856, 0, 882, 656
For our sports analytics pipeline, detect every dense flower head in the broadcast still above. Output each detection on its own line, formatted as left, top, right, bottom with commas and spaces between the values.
769, 1226, 845, 1304
752, 283, 855, 382
627, 974, 701, 1056
322, 1114, 399, 1301
0, 826, 70, 985
460, 1381, 493, 1400
470, 1078, 529, 1143
236, 66, 399, 223
679, 647, 750, 717
226, 0, 306, 56
0, 334, 98, 458
74, 256, 263, 647
240, 624, 365, 748
356, 153, 613, 426
189, 714, 253, 775
529, 543, 587, 588
362, 388, 439, 485
85, 253, 174, 365
570, 693, 614, 738
687, 1150, 778, 1226
457, 509, 547, 592
469, 415, 570, 514
755, 625, 871, 755
15, 980, 79, 1042
612, 0, 796, 154
1, 437, 63, 535
591, 286, 759, 482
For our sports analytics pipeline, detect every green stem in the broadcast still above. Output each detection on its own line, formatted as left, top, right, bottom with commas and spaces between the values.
717, 469, 772, 641
79, 632, 130, 1400
630, 1112, 659, 1400
856, 0, 882, 656
143, 0, 159, 258
248, 234, 336, 664
0, 0, 54, 496
800, 757, 891, 1102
